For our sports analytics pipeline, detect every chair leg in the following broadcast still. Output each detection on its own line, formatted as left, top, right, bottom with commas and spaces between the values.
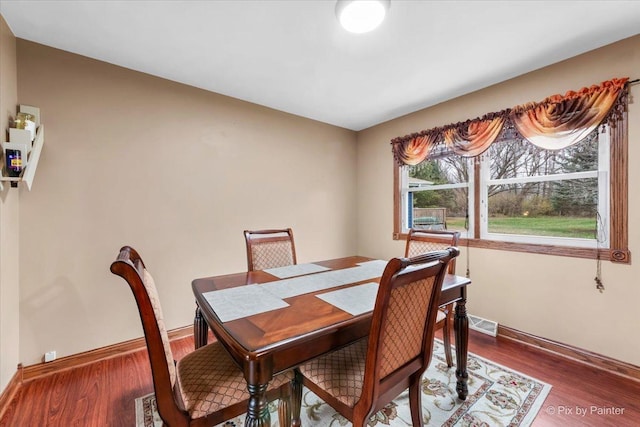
442, 303, 454, 367
277, 393, 291, 427
408, 375, 423, 427
193, 304, 209, 350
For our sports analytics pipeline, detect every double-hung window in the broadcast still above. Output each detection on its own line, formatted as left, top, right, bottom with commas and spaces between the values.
392, 78, 630, 263
479, 129, 609, 248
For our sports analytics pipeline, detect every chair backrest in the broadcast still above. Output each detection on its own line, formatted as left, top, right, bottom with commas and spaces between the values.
244, 228, 297, 271
360, 247, 459, 414
110, 246, 185, 424
405, 228, 460, 274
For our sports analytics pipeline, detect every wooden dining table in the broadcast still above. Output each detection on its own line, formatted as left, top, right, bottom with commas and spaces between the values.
192, 256, 471, 426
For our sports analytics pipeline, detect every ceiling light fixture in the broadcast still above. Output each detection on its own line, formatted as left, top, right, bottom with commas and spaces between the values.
336, 0, 390, 34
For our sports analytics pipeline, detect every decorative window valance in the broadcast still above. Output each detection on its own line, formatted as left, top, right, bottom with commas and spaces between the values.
391, 77, 629, 166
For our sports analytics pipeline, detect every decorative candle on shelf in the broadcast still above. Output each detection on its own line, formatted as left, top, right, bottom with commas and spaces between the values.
8, 113, 35, 151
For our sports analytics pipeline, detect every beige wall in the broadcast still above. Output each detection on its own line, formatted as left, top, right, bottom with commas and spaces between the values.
0, 14, 20, 392
357, 35, 640, 366
15, 40, 358, 365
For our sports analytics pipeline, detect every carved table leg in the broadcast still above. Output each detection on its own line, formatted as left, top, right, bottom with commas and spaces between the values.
194, 304, 208, 350
454, 291, 469, 400
245, 382, 270, 427
290, 369, 303, 427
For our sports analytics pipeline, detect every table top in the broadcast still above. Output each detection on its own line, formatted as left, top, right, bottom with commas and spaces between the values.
192, 256, 470, 368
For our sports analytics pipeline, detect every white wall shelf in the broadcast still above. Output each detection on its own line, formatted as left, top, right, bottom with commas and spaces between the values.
1, 124, 44, 191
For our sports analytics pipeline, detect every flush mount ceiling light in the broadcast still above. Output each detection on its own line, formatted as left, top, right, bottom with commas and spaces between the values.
336, 0, 390, 34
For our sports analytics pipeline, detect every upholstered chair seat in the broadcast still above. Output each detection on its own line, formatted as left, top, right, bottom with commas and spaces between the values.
297, 338, 368, 408
176, 342, 293, 419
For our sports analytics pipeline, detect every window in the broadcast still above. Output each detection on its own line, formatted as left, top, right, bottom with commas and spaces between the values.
392, 78, 630, 263
395, 125, 625, 261
479, 129, 609, 248
401, 156, 472, 237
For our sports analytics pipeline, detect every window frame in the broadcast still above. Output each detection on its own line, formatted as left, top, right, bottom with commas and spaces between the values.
393, 114, 630, 264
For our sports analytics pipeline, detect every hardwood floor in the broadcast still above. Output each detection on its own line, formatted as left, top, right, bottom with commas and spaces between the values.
1, 330, 639, 426
467, 333, 640, 427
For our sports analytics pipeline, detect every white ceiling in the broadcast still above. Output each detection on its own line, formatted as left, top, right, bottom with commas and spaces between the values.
2, 1, 639, 131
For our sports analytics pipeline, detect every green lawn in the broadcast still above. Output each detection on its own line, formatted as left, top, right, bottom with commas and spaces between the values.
446, 216, 596, 239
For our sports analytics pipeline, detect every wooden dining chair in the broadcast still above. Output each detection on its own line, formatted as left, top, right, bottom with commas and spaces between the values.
111, 246, 293, 427
194, 228, 297, 349
293, 248, 460, 427
405, 228, 460, 367
244, 228, 297, 271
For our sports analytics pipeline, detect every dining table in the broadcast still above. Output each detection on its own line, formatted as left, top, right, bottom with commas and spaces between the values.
192, 256, 471, 426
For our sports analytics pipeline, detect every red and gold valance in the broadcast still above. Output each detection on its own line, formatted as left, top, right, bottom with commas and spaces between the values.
391, 133, 439, 166
391, 77, 629, 166
444, 113, 505, 157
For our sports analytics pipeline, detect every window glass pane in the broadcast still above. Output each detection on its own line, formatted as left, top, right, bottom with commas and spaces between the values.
410, 188, 468, 232
409, 157, 468, 184
488, 132, 598, 180
485, 130, 601, 241
407, 158, 469, 233
555, 133, 599, 173
487, 179, 597, 239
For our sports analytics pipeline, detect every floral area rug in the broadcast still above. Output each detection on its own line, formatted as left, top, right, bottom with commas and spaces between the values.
136, 339, 551, 426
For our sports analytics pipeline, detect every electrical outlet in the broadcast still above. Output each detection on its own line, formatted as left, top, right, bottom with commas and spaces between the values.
44, 350, 56, 362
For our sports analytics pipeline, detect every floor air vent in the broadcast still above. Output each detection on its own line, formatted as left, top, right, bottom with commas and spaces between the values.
468, 314, 498, 337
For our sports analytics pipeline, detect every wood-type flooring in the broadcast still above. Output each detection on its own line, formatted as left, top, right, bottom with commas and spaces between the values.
2, 330, 639, 426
